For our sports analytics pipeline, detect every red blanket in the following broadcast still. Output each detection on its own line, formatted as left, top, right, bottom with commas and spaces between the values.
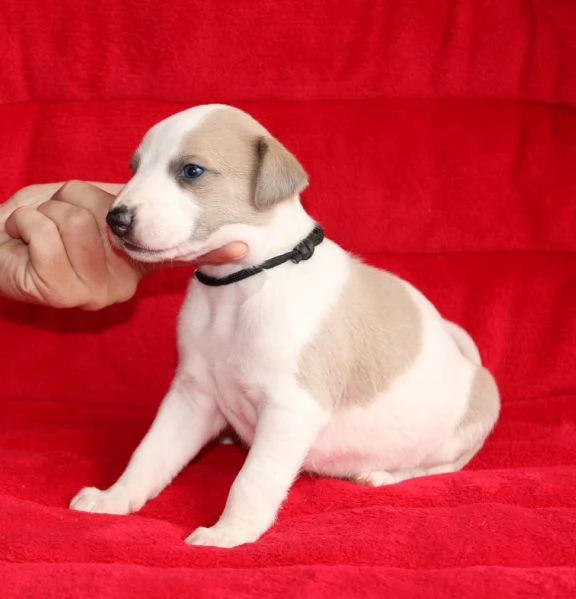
1, 1, 576, 597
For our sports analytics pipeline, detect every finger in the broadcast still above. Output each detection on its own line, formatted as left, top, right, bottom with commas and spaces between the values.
4, 206, 77, 300
3, 213, 18, 238
1, 181, 123, 223
1, 185, 59, 227
37, 200, 108, 288
50, 180, 116, 232
0, 237, 31, 303
195, 242, 249, 265
1, 183, 65, 221
87, 182, 124, 195
50, 181, 155, 288
49, 181, 131, 265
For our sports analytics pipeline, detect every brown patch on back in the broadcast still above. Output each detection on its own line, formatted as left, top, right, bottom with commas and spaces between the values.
176, 107, 307, 239
297, 260, 422, 408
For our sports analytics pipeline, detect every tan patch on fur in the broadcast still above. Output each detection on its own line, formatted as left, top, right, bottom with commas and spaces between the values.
254, 137, 308, 209
297, 260, 422, 408
176, 107, 308, 240
458, 367, 500, 433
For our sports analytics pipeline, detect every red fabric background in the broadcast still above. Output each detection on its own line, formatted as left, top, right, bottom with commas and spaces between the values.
1, 1, 576, 597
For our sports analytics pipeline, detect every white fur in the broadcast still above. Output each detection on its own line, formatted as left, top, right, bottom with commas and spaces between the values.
70, 106, 495, 548
444, 320, 482, 365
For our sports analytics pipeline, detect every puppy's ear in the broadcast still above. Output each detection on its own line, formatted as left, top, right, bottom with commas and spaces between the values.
253, 137, 308, 209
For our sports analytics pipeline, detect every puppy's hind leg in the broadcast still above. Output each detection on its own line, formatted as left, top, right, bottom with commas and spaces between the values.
70, 376, 225, 515
352, 367, 500, 488
351, 448, 479, 487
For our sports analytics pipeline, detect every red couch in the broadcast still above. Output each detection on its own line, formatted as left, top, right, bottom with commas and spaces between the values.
1, 1, 576, 596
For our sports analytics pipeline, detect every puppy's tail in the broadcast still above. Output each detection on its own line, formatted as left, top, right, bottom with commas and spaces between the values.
444, 321, 482, 366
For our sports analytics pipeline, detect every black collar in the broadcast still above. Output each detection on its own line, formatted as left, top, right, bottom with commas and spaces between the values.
195, 224, 325, 287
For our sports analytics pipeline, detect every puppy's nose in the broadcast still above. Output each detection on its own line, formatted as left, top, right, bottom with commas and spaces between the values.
106, 205, 134, 237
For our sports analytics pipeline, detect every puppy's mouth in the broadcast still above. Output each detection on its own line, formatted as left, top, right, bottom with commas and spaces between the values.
109, 233, 180, 260
120, 239, 165, 254
112, 234, 208, 264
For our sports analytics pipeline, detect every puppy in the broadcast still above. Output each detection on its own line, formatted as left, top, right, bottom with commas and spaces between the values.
70, 104, 500, 548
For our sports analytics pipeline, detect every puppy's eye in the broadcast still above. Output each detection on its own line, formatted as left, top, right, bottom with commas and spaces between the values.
180, 164, 205, 179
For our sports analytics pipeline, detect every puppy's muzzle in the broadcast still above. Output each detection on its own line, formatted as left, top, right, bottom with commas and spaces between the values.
107, 205, 135, 238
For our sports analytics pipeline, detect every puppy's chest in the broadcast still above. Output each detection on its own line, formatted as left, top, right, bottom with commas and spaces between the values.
178, 283, 306, 431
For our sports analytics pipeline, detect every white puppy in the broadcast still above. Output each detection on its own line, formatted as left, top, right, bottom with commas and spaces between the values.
70, 104, 500, 548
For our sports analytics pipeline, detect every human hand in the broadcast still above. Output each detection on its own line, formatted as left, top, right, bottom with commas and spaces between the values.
0, 181, 248, 309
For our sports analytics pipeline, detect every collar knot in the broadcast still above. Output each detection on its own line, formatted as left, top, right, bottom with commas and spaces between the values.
291, 226, 324, 263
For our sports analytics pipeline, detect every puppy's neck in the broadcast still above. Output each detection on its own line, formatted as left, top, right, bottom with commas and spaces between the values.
197, 197, 317, 280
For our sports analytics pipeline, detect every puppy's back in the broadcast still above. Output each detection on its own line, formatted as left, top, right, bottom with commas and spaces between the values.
297, 259, 423, 408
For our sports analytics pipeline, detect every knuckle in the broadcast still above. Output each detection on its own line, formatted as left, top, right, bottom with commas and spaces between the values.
82, 288, 110, 311
52, 180, 112, 215
61, 206, 97, 233
53, 179, 85, 202
83, 299, 107, 311
10, 205, 31, 220
115, 282, 137, 304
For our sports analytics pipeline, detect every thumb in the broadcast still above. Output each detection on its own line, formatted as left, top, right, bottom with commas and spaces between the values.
194, 242, 249, 265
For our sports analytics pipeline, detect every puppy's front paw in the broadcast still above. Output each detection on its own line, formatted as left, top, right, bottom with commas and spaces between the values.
185, 524, 260, 548
69, 486, 141, 515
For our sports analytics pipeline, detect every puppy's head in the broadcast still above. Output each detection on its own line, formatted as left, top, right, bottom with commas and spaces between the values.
107, 105, 308, 262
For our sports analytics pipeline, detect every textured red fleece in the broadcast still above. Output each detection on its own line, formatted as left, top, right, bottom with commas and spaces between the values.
1, 1, 576, 597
